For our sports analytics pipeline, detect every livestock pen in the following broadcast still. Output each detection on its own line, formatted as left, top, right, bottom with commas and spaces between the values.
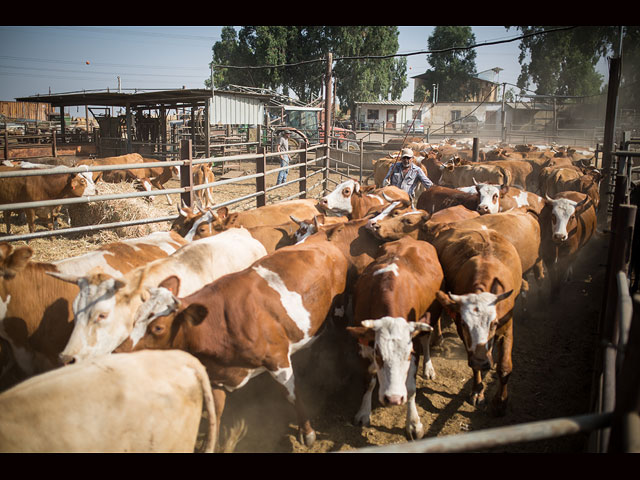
0, 137, 639, 453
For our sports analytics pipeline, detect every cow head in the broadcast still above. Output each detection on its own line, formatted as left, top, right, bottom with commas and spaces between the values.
70, 172, 96, 197
291, 215, 323, 243
126, 275, 182, 350
367, 209, 430, 241
183, 206, 229, 241
436, 289, 513, 371
474, 180, 509, 215
544, 194, 590, 243
319, 179, 359, 215
347, 316, 432, 406
51, 269, 152, 364
131, 298, 208, 352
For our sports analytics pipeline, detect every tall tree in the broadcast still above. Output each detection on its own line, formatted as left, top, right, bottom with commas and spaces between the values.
208, 26, 406, 118
507, 26, 606, 97
421, 26, 478, 102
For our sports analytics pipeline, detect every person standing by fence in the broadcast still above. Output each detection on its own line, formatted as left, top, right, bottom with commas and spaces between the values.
276, 130, 292, 185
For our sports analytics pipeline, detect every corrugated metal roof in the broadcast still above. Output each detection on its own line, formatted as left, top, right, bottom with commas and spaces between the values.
355, 100, 414, 106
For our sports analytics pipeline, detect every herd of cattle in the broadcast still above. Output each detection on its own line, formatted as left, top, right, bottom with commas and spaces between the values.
0, 140, 602, 452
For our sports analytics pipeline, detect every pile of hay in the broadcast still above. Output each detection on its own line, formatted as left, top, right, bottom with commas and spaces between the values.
67, 181, 177, 240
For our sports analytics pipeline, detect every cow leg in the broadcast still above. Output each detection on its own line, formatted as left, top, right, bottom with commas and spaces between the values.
269, 364, 316, 447
26, 209, 36, 233
418, 332, 436, 380
3, 211, 11, 234
470, 369, 486, 407
355, 372, 376, 427
491, 320, 513, 417
211, 387, 226, 453
405, 354, 424, 440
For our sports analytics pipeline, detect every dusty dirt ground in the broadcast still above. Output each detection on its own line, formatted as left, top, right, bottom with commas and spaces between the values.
3, 155, 605, 453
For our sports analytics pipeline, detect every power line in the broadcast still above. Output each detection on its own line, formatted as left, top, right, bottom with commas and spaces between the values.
0, 55, 205, 71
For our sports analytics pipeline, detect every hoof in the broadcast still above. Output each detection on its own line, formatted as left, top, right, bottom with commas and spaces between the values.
406, 423, 424, 441
299, 429, 316, 447
423, 360, 436, 380
354, 411, 371, 427
470, 392, 485, 407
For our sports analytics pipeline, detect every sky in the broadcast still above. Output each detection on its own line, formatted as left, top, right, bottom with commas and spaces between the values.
0, 26, 526, 105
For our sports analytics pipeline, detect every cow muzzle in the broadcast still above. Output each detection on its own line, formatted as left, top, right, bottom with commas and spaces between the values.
553, 232, 568, 243
383, 394, 406, 406
59, 352, 78, 365
477, 204, 490, 215
468, 344, 492, 371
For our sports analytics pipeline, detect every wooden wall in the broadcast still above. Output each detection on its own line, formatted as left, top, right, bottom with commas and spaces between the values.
0, 101, 53, 122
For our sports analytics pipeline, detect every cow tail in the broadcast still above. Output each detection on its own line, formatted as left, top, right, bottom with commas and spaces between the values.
192, 361, 218, 453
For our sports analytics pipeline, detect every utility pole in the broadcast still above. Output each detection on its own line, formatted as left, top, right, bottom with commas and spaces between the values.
324, 52, 333, 144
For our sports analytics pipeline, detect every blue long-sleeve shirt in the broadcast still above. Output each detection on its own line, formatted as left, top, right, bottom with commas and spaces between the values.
383, 162, 433, 197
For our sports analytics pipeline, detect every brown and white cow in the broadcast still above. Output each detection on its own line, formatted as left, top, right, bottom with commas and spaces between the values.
0, 166, 96, 234
0, 350, 218, 453
348, 237, 443, 440
416, 185, 479, 214
127, 158, 179, 205
76, 153, 146, 183
52, 228, 267, 365
427, 208, 545, 288
319, 179, 411, 219
439, 162, 510, 188
183, 199, 323, 241
193, 163, 215, 208
539, 191, 597, 297
0, 231, 187, 383
367, 205, 480, 243
474, 182, 545, 215
125, 235, 353, 448
433, 227, 523, 415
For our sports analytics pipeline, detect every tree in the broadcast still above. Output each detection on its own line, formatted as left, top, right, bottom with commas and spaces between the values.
420, 26, 478, 102
208, 26, 407, 120
507, 26, 606, 97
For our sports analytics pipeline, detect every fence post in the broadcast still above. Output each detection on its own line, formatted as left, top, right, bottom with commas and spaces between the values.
256, 147, 266, 208
52, 130, 57, 158
472, 137, 479, 162
4, 129, 8, 160
179, 139, 193, 208
298, 142, 308, 199
359, 138, 364, 183
323, 145, 329, 194
608, 293, 640, 452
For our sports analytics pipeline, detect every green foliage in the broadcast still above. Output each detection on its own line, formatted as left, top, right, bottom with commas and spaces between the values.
422, 26, 478, 102
208, 26, 407, 118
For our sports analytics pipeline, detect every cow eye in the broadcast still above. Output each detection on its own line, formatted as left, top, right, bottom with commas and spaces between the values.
343, 188, 351, 196
151, 324, 165, 336
94, 312, 108, 323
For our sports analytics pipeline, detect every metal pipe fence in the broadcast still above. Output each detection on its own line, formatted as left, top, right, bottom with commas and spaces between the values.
0, 141, 330, 242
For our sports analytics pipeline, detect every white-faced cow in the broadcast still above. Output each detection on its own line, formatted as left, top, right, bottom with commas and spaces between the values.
348, 237, 443, 440
433, 227, 522, 415
319, 179, 410, 219
53, 228, 267, 365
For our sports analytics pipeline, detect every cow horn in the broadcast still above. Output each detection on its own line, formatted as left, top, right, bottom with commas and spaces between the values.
545, 194, 554, 202
46, 270, 83, 285
290, 215, 303, 225
492, 290, 513, 304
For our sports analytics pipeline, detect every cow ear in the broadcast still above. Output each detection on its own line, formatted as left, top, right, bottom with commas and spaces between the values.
0, 243, 13, 263
216, 206, 229, 219
346, 326, 376, 346
500, 184, 509, 196
182, 303, 208, 326
436, 291, 459, 315
6, 246, 33, 272
158, 275, 181, 296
